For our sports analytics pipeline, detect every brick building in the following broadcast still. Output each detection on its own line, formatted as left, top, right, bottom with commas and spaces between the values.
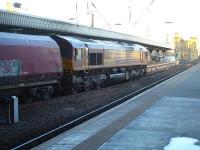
174, 33, 198, 61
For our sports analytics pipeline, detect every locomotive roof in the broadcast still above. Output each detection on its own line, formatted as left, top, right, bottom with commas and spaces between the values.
58, 36, 126, 50
134, 44, 148, 51
119, 42, 148, 51
59, 36, 86, 49
93, 40, 125, 50
0, 32, 58, 48
76, 37, 103, 49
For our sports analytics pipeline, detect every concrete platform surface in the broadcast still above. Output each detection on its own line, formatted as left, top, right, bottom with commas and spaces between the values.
33, 64, 200, 150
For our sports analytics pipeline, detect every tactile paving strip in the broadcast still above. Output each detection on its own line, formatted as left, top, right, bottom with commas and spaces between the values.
72, 96, 160, 150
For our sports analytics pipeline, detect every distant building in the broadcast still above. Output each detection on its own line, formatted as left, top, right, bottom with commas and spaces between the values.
174, 33, 198, 61
189, 37, 198, 60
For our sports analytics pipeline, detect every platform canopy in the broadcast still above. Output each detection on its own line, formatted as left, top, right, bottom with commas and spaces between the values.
0, 10, 172, 50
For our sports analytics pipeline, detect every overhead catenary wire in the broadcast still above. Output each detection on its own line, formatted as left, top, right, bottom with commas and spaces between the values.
89, 1, 112, 29
132, 0, 156, 29
75, 0, 79, 27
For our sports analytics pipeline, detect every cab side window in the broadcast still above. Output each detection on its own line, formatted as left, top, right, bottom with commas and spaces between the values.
75, 48, 83, 60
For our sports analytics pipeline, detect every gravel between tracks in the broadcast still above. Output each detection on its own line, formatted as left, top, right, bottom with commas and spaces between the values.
0, 64, 191, 149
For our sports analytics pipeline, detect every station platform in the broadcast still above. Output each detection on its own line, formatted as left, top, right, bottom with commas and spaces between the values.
33, 64, 200, 150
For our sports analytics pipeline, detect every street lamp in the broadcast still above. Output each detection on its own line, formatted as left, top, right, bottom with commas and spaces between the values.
115, 23, 122, 26
69, 18, 75, 20
164, 21, 174, 24
13, 2, 22, 9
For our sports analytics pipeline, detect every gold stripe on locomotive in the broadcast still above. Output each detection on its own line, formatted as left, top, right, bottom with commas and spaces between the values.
62, 58, 73, 70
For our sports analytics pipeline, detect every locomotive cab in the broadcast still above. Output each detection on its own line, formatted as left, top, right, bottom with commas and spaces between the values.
50, 35, 89, 72
50, 35, 90, 93
50, 35, 150, 93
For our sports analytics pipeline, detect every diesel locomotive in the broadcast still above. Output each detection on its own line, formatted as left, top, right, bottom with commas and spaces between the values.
0, 32, 150, 100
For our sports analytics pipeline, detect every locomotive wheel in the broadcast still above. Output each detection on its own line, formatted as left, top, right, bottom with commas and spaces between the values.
20, 89, 34, 104
42, 93, 50, 101
130, 70, 136, 81
131, 75, 136, 81
71, 84, 79, 94
136, 70, 141, 79
96, 84, 101, 90
72, 88, 78, 94
140, 69, 145, 77
125, 71, 130, 81
20, 96, 33, 104
84, 86, 90, 92
100, 79, 105, 87
140, 70, 144, 77
72, 87, 78, 94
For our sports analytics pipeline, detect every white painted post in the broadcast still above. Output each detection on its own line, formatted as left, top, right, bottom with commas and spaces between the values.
10, 96, 19, 123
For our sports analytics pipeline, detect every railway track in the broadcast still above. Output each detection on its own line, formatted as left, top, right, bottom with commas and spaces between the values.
10, 63, 191, 150
15, 61, 178, 104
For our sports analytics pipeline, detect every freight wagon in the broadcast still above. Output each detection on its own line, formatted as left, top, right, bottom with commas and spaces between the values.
0, 32, 63, 100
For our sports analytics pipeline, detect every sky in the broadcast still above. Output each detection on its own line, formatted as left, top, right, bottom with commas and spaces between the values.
1, 0, 200, 45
